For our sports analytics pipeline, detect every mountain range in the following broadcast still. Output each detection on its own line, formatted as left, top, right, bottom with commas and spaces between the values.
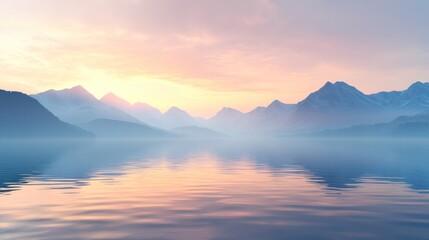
295, 81, 429, 131
84, 119, 175, 139
317, 111, 429, 138
3, 80, 429, 139
171, 126, 226, 138
101, 92, 206, 129
207, 81, 429, 135
100, 93, 163, 127
0, 90, 93, 139
32, 86, 140, 126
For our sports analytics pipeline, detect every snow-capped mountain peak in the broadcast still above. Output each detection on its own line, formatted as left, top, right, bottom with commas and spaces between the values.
297, 81, 377, 112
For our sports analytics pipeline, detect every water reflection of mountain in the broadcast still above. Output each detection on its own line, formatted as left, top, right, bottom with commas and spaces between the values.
0, 139, 189, 194
40, 139, 179, 179
220, 139, 429, 192
1, 139, 429, 194
177, 139, 429, 192
0, 141, 78, 193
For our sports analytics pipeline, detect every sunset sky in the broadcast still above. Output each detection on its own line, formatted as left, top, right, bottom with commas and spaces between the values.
1, 0, 429, 117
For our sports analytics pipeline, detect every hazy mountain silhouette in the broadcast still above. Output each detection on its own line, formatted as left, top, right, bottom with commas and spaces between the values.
100, 92, 164, 127
27, 81, 429, 137
297, 81, 429, 115
251, 100, 296, 116
101, 93, 222, 136
298, 81, 379, 112
208, 102, 297, 135
246, 100, 296, 133
370, 81, 429, 110
207, 107, 247, 133
32, 86, 140, 126
84, 119, 175, 138
207, 81, 429, 136
317, 111, 429, 137
161, 107, 206, 129
100, 92, 205, 129
280, 82, 384, 132
208, 81, 388, 135
0, 90, 93, 139
208, 82, 380, 135
285, 81, 429, 133
172, 126, 226, 138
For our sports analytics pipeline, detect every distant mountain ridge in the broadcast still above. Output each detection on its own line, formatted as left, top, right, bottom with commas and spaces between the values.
28, 81, 429, 137
100, 93, 163, 127
32, 86, 140, 126
163, 106, 204, 129
100, 92, 206, 129
84, 119, 174, 138
297, 81, 380, 112
209, 81, 429, 135
0, 89, 93, 138
370, 81, 429, 110
317, 112, 429, 138
284, 81, 429, 133
171, 126, 226, 138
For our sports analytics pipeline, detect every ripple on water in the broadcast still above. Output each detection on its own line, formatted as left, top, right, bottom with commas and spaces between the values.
1, 140, 429, 240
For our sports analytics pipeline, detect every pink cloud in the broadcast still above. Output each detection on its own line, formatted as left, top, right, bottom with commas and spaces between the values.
1, 0, 429, 116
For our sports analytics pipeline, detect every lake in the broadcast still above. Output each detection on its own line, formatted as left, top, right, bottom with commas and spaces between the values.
0, 138, 429, 240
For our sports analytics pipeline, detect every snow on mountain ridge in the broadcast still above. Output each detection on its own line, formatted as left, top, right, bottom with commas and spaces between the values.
297, 81, 380, 112
370, 81, 429, 109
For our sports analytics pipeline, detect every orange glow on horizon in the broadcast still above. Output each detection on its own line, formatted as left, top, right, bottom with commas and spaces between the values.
1, 0, 428, 117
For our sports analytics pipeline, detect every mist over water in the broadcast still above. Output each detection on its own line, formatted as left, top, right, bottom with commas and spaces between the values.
1, 138, 429, 240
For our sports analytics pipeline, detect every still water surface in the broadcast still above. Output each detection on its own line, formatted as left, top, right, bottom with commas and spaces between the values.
0, 139, 429, 240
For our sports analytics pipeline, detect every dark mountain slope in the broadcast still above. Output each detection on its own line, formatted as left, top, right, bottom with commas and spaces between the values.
0, 90, 93, 138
